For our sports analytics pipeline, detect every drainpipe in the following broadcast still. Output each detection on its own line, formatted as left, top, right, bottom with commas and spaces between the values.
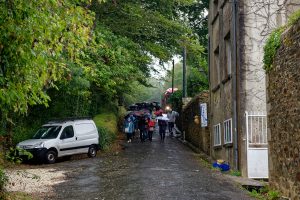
232, 0, 239, 170
208, 36, 211, 156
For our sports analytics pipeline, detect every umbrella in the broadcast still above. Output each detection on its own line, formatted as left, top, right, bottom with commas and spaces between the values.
165, 88, 178, 93
156, 116, 169, 121
154, 109, 163, 116
132, 111, 143, 117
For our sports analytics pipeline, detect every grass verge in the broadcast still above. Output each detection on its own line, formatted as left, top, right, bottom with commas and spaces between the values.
93, 109, 120, 151
248, 186, 280, 200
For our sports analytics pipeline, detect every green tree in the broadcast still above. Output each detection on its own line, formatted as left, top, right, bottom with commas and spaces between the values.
0, 0, 96, 143
179, 0, 209, 49
86, 0, 208, 104
178, 0, 209, 97
0, 0, 209, 147
0, 0, 94, 116
91, 0, 196, 64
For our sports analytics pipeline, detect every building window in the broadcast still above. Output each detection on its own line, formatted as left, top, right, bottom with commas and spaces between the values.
213, 48, 220, 88
225, 35, 231, 77
214, 123, 221, 146
224, 118, 232, 144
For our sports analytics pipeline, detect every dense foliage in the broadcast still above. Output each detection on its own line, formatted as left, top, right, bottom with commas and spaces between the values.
164, 60, 208, 98
123, 80, 165, 105
0, 0, 208, 146
0, 0, 95, 116
179, 0, 209, 49
167, 90, 183, 113
163, 0, 209, 98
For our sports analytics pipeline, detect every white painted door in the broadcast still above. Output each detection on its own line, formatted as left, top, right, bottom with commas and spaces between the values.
247, 148, 268, 178
246, 112, 269, 179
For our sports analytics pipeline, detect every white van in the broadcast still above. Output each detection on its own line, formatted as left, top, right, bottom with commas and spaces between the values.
17, 118, 99, 164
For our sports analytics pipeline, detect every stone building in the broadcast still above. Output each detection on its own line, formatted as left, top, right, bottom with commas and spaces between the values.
208, 0, 300, 178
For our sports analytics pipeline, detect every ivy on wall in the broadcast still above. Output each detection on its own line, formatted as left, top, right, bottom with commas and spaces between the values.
263, 27, 284, 72
263, 9, 300, 73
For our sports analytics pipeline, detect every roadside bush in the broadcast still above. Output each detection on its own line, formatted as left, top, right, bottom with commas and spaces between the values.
12, 125, 39, 146
94, 109, 119, 150
93, 111, 118, 134
98, 127, 116, 150
117, 106, 127, 131
5, 147, 33, 164
0, 167, 8, 192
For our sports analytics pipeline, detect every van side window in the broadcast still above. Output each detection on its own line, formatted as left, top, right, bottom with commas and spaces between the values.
60, 126, 74, 139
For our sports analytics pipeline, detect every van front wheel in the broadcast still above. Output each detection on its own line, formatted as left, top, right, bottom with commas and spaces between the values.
45, 150, 57, 164
88, 145, 97, 158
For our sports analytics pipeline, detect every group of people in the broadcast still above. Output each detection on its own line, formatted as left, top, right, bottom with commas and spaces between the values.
123, 108, 179, 143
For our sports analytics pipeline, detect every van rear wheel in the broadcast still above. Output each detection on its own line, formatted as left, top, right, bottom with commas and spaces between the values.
45, 150, 57, 164
88, 145, 97, 158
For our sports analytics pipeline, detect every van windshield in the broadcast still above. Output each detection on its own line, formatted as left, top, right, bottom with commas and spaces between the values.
33, 126, 62, 139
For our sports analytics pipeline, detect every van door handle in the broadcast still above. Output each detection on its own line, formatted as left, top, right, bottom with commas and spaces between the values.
76, 137, 77, 140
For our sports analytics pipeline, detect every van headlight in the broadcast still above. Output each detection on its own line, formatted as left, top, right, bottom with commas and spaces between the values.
33, 142, 44, 148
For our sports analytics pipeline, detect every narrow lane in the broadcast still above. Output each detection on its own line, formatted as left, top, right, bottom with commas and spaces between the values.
48, 133, 253, 200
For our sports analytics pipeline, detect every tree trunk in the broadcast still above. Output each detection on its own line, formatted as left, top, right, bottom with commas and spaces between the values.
6, 118, 13, 148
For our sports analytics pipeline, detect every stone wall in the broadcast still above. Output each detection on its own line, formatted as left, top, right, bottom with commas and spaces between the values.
181, 91, 210, 155
267, 19, 300, 199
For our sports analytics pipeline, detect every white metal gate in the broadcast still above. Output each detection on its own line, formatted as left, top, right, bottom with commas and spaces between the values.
246, 111, 269, 179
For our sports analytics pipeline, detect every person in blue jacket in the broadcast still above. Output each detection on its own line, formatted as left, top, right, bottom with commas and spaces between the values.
124, 115, 135, 143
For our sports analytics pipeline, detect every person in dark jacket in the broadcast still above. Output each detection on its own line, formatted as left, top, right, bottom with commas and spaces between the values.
158, 118, 168, 142
138, 116, 148, 142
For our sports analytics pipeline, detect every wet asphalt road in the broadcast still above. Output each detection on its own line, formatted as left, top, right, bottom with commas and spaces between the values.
47, 133, 253, 200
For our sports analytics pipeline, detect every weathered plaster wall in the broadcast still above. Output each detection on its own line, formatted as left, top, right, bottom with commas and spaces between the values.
267, 19, 300, 200
241, 0, 300, 113
241, 0, 283, 113
182, 92, 210, 155
238, 0, 297, 177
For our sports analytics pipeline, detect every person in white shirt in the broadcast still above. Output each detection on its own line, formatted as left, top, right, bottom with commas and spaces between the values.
167, 109, 179, 137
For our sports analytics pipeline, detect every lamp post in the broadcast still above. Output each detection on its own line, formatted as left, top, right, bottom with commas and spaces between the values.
182, 46, 187, 98
172, 59, 175, 93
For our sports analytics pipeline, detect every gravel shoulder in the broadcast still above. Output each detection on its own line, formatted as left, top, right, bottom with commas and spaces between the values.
5, 167, 68, 197
3, 139, 123, 199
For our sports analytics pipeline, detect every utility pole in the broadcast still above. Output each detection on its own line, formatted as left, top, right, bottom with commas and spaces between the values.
182, 46, 187, 98
172, 59, 175, 93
